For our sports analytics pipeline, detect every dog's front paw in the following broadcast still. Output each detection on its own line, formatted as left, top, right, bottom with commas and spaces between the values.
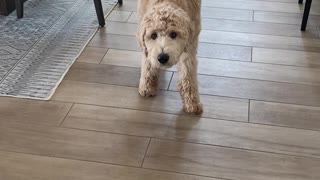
139, 87, 157, 97
183, 102, 203, 114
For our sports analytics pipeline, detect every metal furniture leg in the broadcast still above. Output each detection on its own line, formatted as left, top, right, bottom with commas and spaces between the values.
93, 0, 105, 27
301, 0, 312, 31
15, 0, 23, 18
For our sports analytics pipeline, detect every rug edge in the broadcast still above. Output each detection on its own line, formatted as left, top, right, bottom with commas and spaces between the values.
0, 1, 118, 101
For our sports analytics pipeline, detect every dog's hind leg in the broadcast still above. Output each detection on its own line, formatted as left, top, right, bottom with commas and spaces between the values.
139, 56, 160, 97
177, 53, 203, 114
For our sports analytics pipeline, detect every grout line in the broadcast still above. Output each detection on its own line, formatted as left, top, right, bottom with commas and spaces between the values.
95, 18, 320, 39
58, 103, 74, 127
200, 5, 310, 15
65, 63, 320, 87
51, 99, 320, 132
54, 78, 320, 108
0, 149, 141, 168
93, 47, 320, 69
4, 97, 320, 136
150, 137, 320, 159
167, 72, 175, 91
98, 23, 320, 40
141, 138, 152, 168
250, 47, 253, 62
106, 13, 320, 28
6, 111, 320, 160
141, 167, 233, 180
188, 73, 320, 87
54, 101, 249, 123
112, 9, 320, 27
11, 102, 320, 133
92, 50, 320, 70
3, 119, 320, 160
0, 150, 232, 180
204, 0, 317, 5
248, 100, 251, 123
125, 11, 133, 22
88, 40, 320, 55
252, 10, 255, 22
106, 19, 131, 23
106, 15, 320, 27
119, 4, 320, 16
98, 48, 110, 64
89, 34, 320, 53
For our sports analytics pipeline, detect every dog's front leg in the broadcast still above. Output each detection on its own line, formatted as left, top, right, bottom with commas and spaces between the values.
177, 53, 203, 114
139, 56, 160, 97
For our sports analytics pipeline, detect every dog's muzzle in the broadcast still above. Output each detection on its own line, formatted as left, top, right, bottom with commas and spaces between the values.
158, 53, 169, 64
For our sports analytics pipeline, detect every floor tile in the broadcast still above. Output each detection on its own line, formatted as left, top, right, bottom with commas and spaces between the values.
202, 18, 319, 38
106, 10, 132, 22
200, 30, 320, 52
0, 151, 218, 180
170, 74, 320, 106
250, 101, 320, 130
64, 104, 320, 158
52, 80, 249, 122
254, 11, 320, 26
65, 62, 172, 90
0, 98, 72, 126
202, 0, 320, 15
0, 122, 149, 167
77, 47, 108, 64
202, 7, 253, 21
101, 49, 142, 68
144, 139, 320, 180
252, 47, 320, 68
197, 58, 320, 85
89, 33, 140, 51
127, 11, 138, 23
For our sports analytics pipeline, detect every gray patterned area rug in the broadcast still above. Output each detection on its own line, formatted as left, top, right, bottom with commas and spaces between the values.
0, 0, 116, 99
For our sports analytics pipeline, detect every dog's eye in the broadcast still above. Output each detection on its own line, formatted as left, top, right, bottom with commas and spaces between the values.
151, 33, 157, 40
170, 32, 177, 39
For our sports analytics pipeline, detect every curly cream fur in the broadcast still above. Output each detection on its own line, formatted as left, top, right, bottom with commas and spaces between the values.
137, 0, 202, 114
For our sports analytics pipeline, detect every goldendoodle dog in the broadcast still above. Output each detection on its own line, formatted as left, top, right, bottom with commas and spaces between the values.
137, 0, 202, 114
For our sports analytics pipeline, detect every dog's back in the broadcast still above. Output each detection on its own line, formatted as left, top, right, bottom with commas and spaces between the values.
138, 0, 201, 23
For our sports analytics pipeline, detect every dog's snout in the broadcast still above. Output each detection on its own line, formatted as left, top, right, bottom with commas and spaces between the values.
158, 53, 169, 64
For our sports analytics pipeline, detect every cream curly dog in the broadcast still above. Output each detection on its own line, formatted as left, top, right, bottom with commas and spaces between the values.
137, 0, 202, 114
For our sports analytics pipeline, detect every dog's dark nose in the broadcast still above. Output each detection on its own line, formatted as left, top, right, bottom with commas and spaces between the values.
158, 53, 169, 64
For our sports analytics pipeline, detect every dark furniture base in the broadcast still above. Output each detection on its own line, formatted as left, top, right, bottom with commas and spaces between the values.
7, 0, 122, 27
301, 0, 312, 31
93, 0, 123, 27
0, 0, 26, 16
298, 0, 313, 31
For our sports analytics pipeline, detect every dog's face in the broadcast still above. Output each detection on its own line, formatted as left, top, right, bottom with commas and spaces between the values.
144, 28, 187, 69
138, 3, 194, 70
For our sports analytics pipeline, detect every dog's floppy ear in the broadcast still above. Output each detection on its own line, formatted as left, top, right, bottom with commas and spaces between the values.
182, 16, 196, 53
137, 19, 148, 57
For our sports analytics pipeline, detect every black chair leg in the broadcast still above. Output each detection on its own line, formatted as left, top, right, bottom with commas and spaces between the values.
93, 0, 105, 27
118, 0, 123, 5
301, 0, 312, 31
15, 0, 23, 19
299, 0, 303, 4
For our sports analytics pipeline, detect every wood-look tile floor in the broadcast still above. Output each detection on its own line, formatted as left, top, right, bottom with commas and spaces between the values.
1, 0, 320, 179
